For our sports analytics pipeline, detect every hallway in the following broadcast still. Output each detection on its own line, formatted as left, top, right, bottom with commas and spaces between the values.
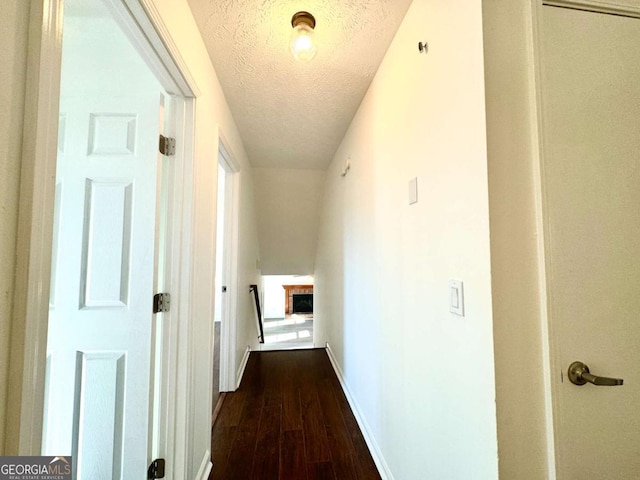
209, 349, 381, 479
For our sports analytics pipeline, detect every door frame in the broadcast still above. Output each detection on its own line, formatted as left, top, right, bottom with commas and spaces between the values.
8, 1, 197, 475
216, 136, 241, 393
530, 0, 640, 477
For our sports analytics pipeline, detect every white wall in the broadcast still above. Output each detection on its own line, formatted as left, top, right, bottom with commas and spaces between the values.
253, 168, 325, 275
263, 276, 286, 319
482, 1, 551, 477
232, 165, 262, 372
314, 0, 499, 478
0, 0, 30, 456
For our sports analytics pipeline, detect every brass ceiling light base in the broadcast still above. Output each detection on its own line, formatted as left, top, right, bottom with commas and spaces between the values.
290, 11, 317, 62
291, 11, 316, 29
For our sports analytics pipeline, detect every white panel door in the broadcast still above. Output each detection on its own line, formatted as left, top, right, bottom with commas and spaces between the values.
45, 93, 161, 479
540, 6, 640, 479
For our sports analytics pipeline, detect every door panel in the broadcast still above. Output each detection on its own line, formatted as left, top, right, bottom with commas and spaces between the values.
45, 94, 160, 478
81, 178, 133, 307
541, 6, 640, 479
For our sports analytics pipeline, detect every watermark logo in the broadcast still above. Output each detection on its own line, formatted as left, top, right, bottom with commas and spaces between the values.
0, 456, 72, 480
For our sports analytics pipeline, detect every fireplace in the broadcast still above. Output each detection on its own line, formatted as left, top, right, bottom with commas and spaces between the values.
283, 285, 313, 314
292, 294, 313, 313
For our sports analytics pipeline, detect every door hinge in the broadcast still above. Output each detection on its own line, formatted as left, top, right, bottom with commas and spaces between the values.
148, 458, 166, 479
159, 135, 176, 156
153, 293, 171, 314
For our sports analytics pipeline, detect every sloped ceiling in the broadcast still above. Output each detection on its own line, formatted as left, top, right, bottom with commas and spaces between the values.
186, 0, 414, 169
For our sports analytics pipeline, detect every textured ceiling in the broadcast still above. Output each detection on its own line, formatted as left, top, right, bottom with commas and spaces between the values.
187, 0, 413, 169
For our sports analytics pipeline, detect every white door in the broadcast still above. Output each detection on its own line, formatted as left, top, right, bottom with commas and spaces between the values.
45, 93, 161, 478
540, 5, 640, 479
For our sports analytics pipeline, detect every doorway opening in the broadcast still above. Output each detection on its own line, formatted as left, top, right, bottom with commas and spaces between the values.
260, 275, 314, 351
214, 140, 240, 405
212, 162, 226, 419
42, 0, 180, 476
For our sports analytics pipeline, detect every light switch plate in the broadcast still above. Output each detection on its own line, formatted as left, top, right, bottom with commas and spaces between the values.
449, 280, 464, 316
408, 177, 418, 204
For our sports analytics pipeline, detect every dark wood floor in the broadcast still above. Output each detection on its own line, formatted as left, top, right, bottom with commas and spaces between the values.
209, 349, 381, 480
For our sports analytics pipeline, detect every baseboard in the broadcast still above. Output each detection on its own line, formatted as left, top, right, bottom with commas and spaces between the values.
236, 345, 251, 389
211, 392, 227, 427
325, 343, 394, 480
195, 450, 212, 480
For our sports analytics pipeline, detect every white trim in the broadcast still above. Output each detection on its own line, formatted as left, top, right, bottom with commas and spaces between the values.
101, 0, 183, 97
121, 0, 200, 97
155, 95, 196, 479
325, 343, 392, 480
530, 3, 558, 476
227, 172, 241, 385
172, 98, 196, 480
181, 93, 198, 476
9, 0, 63, 454
218, 135, 241, 392
194, 450, 213, 480
236, 346, 251, 389
542, 0, 640, 17
218, 136, 240, 173
150, 91, 168, 468
216, 142, 229, 391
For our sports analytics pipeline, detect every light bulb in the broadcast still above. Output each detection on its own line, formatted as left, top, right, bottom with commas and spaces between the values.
290, 12, 317, 62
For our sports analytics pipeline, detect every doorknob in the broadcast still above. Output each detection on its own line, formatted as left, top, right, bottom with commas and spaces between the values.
568, 361, 623, 386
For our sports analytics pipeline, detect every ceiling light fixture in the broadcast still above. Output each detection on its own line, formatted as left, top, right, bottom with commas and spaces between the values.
290, 11, 317, 62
